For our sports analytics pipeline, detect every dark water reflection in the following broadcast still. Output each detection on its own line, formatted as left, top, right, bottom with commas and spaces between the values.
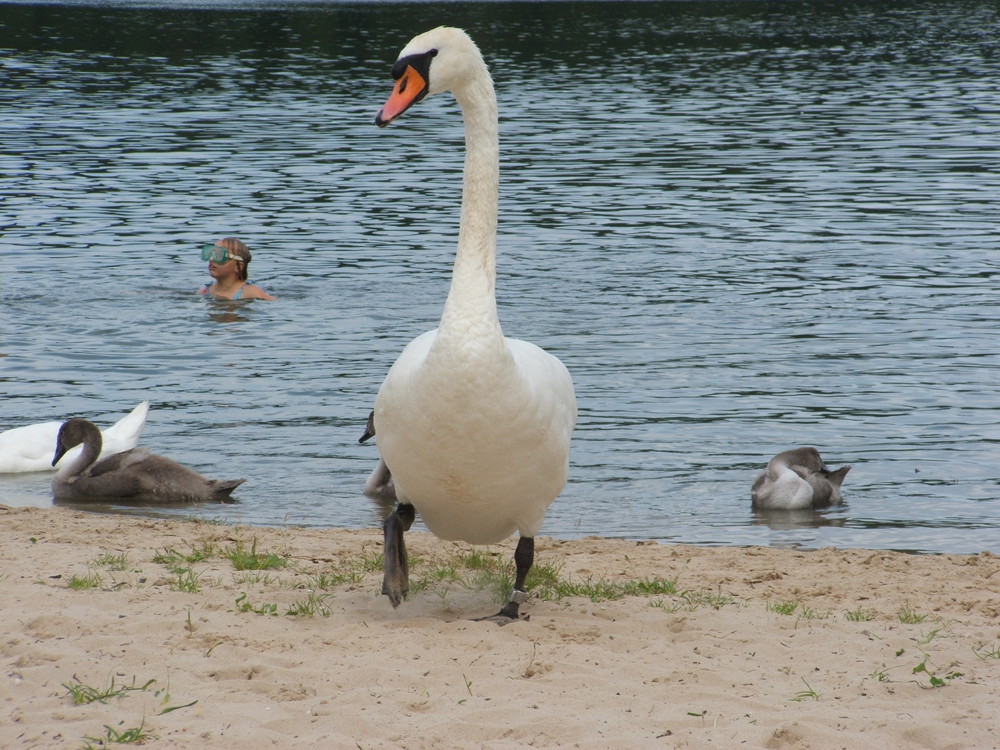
2, 0, 999, 554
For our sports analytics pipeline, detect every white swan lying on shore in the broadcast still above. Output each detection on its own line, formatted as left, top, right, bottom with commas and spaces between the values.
0, 401, 149, 473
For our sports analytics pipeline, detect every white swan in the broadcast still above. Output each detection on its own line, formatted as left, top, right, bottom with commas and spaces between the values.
372, 26, 577, 621
751, 447, 851, 510
0, 401, 149, 473
51, 418, 244, 504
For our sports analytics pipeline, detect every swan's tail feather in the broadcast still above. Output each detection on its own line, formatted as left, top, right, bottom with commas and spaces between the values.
209, 478, 246, 499
105, 401, 150, 443
827, 465, 851, 488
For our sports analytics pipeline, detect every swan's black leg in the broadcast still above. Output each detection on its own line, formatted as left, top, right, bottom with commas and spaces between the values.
382, 502, 415, 608
479, 536, 534, 624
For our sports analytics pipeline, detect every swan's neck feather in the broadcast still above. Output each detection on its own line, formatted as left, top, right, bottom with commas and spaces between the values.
437, 71, 501, 347
56, 425, 101, 481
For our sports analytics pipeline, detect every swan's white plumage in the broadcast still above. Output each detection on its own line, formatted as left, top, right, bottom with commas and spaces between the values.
751, 447, 851, 510
752, 463, 815, 509
373, 27, 576, 546
0, 401, 149, 474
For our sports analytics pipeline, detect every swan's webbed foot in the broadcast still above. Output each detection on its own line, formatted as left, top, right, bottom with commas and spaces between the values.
382, 502, 415, 608
476, 536, 534, 625
477, 588, 529, 625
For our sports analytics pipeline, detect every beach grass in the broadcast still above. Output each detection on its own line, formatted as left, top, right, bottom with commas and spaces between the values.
791, 678, 821, 702
766, 599, 799, 616
82, 720, 149, 748
898, 604, 930, 624
137, 534, 765, 616
165, 567, 204, 593
94, 552, 130, 571
844, 606, 877, 621
152, 542, 216, 567
63, 676, 156, 705
223, 538, 289, 571
66, 572, 103, 591
65, 674, 199, 749
974, 642, 1000, 661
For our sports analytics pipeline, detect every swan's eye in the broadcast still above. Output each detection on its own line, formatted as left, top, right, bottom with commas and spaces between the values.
377, 49, 438, 127
391, 49, 438, 82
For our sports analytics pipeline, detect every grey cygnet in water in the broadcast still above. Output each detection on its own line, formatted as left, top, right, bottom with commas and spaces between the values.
359, 410, 396, 502
51, 418, 244, 503
751, 447, 851, 510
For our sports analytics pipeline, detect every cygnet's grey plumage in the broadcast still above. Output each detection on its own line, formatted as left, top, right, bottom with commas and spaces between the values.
363, 458, 397, 502
359, 410, 396, 502
751, 447, 851, 510
51, 418, 244, 503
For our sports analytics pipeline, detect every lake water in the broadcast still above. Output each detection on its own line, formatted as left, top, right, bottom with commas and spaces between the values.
2, 0, 998, 555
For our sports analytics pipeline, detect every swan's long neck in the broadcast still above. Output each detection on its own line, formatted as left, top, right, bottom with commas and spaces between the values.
437, 68, 502, 343
55, 424, 102, 481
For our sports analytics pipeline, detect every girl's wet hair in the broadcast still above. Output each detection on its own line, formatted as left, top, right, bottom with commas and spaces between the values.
218, 237, 251, 281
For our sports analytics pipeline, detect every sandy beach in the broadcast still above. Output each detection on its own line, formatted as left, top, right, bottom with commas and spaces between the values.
1, 505, 998, 749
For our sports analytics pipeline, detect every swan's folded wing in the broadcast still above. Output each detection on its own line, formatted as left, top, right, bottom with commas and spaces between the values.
87, 447, 152, 478
508, 337, 577, 435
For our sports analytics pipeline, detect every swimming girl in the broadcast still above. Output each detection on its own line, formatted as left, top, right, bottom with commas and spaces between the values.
198, 237, 275, 300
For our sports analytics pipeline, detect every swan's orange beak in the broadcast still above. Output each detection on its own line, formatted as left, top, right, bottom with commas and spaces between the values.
375, 65, 428, 127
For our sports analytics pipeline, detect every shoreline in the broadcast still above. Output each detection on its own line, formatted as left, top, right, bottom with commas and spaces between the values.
2, 505, 998, 749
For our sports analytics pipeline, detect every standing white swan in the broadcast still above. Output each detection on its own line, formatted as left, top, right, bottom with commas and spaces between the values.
372, 26, 577, 621
0, 401, 149, 473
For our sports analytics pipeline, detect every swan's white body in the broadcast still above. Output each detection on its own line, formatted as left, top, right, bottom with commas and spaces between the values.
751, 447, 850, 510
0, 401, 149, 473
373, 27, 576, 546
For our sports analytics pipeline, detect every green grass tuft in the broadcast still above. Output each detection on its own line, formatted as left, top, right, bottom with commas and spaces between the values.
66, 572, 103, 591
844, 606, 877, 622
233, 592, 279, 615
285, 592, 332, 617
898, 604, 929, 624
165, 568, 203, 593
224, 538, 289, 571
973, 642, 1000, 661
94, 552, 130, 571
233, 571, 279, 587
152, 542, 215, 567
766, 600, 799, 616
791, 678, 820, 701
82, 720, 149, 748
63, 676, 156, 705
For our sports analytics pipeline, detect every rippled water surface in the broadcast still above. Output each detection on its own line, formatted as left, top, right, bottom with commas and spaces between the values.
2, 0, 999, 554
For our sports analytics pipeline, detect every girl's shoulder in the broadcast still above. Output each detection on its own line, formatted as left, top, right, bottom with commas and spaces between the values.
243, 284, 276, 300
